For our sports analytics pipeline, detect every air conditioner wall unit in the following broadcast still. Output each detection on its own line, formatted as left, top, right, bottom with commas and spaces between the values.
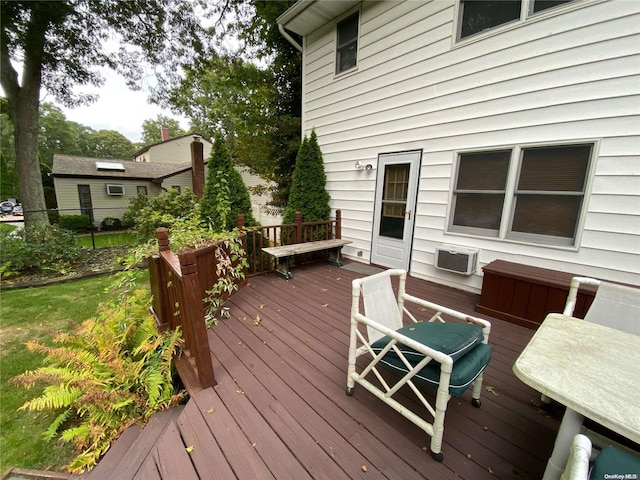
435, 245, 478, 275
106, 184, 125, 196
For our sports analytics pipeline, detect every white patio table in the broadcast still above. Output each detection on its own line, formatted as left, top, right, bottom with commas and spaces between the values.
513, 313, 640, 480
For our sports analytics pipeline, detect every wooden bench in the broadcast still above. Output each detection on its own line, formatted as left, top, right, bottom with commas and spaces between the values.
262, 239, 352, 279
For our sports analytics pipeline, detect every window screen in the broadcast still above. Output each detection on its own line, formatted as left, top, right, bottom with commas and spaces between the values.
510, 145, 591, 241
451, 150, 511, 232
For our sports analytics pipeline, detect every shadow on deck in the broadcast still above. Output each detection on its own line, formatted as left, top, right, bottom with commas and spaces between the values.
84, 262, 561, 480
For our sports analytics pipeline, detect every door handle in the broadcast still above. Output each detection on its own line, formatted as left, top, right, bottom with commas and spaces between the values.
405, 210, 412, 220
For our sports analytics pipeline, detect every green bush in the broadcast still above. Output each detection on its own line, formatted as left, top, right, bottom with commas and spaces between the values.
48, 210, 60, 225
126, 188, 199, 243
123, 193, 149, 227
0, 224, 82, 278
100, 217, 122, 231
59, 214, 92, 232
200, 131, 257, 232
12, 288, 184, 473
283, 130, 331, 225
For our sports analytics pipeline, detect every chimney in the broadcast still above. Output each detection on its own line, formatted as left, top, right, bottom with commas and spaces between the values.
160, 127, 170, 142
191, 135, 205, 199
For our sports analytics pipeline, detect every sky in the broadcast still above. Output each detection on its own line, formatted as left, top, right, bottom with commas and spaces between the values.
54, 70, 191, 144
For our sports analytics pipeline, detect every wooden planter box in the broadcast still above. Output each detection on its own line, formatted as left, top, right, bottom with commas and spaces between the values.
475, 260, 597, 329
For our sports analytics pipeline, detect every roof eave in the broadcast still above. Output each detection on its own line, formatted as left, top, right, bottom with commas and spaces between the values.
277, 0, 360, 37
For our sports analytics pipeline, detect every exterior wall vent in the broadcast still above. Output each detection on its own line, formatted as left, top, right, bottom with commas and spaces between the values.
435, 246, 478, 275
106, 184, 125, 196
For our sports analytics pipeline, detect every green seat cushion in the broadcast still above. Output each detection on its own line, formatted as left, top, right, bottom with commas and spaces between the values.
591, 445, 640, 480
378, 343, 492, 397
371, 322, 484, 363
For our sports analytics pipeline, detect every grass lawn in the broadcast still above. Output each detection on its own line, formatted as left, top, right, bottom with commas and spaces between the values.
76, 231, 136, 249
0, 222, 17, 238
0, 270, 150, 473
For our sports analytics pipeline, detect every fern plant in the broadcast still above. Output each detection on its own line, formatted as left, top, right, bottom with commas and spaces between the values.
12, 289, 184, 473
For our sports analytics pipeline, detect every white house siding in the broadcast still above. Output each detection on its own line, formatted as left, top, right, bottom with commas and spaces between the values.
53, 177, 161, 226
135, 138, 213, 164
161, 170, 194, 194
301, 0, 640, 292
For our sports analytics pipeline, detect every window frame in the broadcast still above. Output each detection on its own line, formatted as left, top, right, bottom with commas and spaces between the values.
335, 10, 360, 76
455, 0, 580, 43
448, 142, 596, 248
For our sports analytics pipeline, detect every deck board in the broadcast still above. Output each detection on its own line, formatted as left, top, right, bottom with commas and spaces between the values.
89, 262, 561, 479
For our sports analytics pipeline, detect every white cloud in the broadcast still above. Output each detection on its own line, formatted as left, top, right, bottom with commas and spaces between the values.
54, 70, 190, 143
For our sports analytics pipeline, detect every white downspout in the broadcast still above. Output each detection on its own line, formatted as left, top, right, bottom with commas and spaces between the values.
278, 23, 302, 52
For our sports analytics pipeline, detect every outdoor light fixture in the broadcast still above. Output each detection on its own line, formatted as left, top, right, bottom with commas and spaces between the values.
355, 160, 374, 170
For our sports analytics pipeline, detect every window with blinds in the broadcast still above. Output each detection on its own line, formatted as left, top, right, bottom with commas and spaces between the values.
510, 145, 591, 242
450, 143, 593, 246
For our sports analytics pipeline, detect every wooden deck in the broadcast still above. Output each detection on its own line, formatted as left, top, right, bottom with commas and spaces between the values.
85, 262, 562, 480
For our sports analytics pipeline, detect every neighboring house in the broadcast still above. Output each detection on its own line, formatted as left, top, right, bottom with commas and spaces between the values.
52, 155, 198, 226
277, 0, 640, 292
53, 135, 279, 227
133, 132, 213, 164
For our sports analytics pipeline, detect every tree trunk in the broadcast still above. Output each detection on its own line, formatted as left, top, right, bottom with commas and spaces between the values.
1, 4, 52, 231
14, 88, 49, 229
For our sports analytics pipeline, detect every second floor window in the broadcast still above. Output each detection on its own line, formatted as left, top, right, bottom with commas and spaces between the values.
336, 12, 359, 74
458, 0, 574, 40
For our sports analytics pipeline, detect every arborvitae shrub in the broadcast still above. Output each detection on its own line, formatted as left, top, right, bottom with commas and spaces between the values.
200, 131, 257, 232
283, 130, 331, 225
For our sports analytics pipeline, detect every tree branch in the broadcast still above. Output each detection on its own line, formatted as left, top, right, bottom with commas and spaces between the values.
0, 23, 21, 119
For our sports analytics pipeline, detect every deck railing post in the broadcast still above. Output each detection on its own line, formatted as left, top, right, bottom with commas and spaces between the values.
295, 211, 303, 244
148, 255, 170, 329
157, 227, 170, 251
335, 209, 342, 240
153, 228, 173, 329
178, 249, 216, 389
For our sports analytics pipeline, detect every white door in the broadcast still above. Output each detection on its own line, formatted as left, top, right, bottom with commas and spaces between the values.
371, 151, 421, 270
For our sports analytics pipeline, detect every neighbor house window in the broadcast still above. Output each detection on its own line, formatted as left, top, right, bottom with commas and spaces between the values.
450, 144, 592, 246
171, 186, 181, 193
137, 186, 148, 196
458, 0, 574, 40
336, 12, 359, 74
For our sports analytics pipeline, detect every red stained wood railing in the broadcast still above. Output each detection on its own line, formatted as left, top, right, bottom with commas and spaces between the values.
148, 210, 343, 392
239, 210, 343, 277
149, 228, 247, 392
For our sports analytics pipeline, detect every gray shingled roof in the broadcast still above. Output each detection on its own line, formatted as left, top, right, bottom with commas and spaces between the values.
52, 154, 191, 181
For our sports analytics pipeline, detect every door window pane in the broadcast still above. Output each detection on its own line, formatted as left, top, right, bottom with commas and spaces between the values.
379, 164, 409, 239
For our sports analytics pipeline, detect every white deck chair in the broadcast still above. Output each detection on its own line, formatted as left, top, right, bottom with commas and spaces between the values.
564, 276, 640, 335
560, 434, 592, 480
346, 269, 492, 461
